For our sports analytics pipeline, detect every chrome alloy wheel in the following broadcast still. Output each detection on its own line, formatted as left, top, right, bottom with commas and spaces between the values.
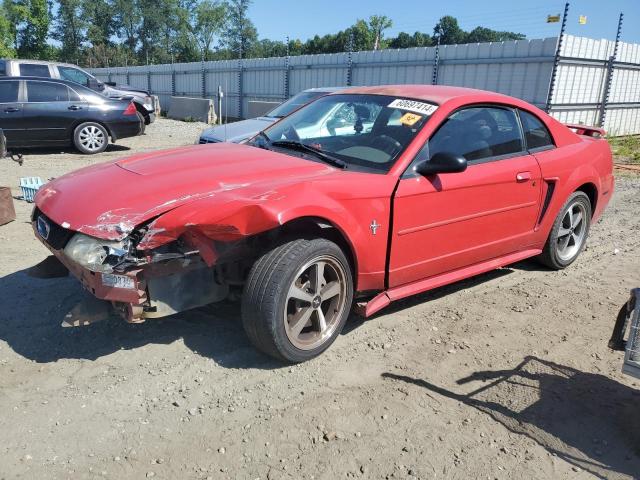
556, 201, 588, 261
79, 125, 106, 152
284, 255, 348, 350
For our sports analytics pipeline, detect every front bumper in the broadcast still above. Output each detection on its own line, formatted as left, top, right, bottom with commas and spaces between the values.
32, 212, 228, 323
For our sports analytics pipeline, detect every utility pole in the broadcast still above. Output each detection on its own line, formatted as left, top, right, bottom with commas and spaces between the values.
346, 32, 354, 87
599, 12, 624, 128
545, 2, 570, 113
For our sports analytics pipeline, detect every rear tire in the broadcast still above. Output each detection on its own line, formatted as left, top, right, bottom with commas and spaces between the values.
242, 238, 353, 363
538, 191, 591, 269
73, 122, 109, 154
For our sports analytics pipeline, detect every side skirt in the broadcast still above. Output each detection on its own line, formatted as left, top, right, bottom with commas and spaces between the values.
355, 248, 542, 318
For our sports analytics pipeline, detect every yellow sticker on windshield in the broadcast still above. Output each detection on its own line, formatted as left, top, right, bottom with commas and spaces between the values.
399, 112, 423, 126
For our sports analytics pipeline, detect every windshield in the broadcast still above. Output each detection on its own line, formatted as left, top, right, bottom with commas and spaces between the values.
267, 91, 327, 118
255, 94, 436, 172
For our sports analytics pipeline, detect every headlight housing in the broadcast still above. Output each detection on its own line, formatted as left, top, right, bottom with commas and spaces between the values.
64, 233, 132, 273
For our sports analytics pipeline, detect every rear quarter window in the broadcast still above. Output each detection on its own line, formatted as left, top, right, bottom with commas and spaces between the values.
0, 81, 19, 103
19, 63, 51, 77
519, 110, 555, 150
26, 81, 70, 102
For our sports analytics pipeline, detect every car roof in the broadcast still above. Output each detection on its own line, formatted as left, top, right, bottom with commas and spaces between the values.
333, 84, 523, 106
1, 58, 81, 69
0, 76, 86, 88
302, 86, 349, 93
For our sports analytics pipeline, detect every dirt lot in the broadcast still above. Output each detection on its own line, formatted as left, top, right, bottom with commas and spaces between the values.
1, 119, 639, 480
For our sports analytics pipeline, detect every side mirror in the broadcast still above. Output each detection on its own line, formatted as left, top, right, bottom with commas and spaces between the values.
416, 151, 467, 176
88, 78, 105, 90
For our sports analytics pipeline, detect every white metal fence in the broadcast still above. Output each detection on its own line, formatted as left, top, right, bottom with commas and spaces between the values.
90, 34, 640, 135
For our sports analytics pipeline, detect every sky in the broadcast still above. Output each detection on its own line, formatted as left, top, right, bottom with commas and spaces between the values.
249, 0, 640, 44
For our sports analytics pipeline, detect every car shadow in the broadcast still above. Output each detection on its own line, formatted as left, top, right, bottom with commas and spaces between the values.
0, 258, 550, 368
12, 144, 131, 156
363, 258, 546, 320
382, 356, 640, 479
0, 267, 285, 369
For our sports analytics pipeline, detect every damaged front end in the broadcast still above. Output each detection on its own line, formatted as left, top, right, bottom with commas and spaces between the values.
31, 207, 248, 325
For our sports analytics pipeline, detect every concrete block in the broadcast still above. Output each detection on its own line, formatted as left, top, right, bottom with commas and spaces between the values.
167, 96, 217, 123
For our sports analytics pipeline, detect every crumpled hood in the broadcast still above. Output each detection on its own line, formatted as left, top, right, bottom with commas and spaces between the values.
35, 143, 335, 240
200, 117, 276, 143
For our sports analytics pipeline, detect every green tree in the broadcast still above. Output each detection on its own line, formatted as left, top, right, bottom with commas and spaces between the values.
465, 26, 525, 43
113, 0, 140, 54
368, 14, 392, 50
223, 0, 257, 58
5, 0, 51, 58
84, 0, 115, 48
388, 31, 432, 49
52, 0, 86, 62
187, 0, 225, 60
433, 15, 465, 45
250, 38, 287, 58
0, 4, 15, 56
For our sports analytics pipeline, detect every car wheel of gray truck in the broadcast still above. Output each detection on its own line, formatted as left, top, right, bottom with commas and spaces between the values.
242, 238, 353, 363
136, 112, 146, 135
539, 191, 592, 269
73, 122, 109, 154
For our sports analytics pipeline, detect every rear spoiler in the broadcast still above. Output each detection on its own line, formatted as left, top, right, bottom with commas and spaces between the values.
565, 123, 606, 138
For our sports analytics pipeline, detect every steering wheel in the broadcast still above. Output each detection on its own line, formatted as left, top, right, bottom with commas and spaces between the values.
371, 134, 402, 155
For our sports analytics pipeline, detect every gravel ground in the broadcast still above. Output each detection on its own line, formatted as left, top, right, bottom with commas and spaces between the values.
0, 119, 639, 480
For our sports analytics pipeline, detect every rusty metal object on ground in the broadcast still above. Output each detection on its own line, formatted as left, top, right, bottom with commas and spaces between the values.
0, 187, 16, 225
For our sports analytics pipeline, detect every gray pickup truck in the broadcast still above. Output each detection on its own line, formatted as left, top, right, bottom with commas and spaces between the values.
0, 59, 156, 128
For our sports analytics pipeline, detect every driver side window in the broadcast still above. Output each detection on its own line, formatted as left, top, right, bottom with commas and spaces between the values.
58, 66, 91, 87
404, 105, 526, 177
429, 106, 524, 163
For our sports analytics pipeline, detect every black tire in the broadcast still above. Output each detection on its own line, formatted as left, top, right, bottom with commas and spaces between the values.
136, 111, 146, 135
538, 191, 592, 269
242, 238, 354, 363
73, 122, 109, 154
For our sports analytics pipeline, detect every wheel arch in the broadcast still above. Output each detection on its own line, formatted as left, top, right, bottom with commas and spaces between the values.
574, 182, 598, 217
133, 101, 150, 122
275, 216, 359, 278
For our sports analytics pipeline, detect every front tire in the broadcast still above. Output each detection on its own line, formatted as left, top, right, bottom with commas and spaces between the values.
242, 238, 353, 363
73, 122, 109, 154
538, 191, 591, 269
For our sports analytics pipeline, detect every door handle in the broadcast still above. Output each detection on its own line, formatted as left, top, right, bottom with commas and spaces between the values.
516, 171, 532, 182
4, 107, 20, 113
68, 105, 83, 111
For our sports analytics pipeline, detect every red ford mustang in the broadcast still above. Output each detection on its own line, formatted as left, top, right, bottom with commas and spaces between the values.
33, 85, 614, 362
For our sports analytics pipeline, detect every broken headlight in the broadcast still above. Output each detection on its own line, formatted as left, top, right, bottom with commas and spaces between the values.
63, 233, 133, 273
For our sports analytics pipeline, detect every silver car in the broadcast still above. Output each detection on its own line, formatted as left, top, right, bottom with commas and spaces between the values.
198, 87, 344, 144
0, 59, 156, 128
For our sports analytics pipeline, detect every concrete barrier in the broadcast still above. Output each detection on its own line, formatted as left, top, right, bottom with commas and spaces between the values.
167, 97, 217, 124
247, 101, 280, 118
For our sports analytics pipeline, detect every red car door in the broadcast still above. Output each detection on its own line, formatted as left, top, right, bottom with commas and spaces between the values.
389, 105, 542, 288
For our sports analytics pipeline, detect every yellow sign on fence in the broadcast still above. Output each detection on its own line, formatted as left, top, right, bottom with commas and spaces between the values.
579, 15, 588, 25
547, 14, 561, 23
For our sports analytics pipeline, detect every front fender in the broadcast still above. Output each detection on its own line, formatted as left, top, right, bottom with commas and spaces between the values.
137, 181, 390, 292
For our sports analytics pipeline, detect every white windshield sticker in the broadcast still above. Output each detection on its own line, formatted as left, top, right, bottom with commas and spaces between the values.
388, 99, 438, 116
